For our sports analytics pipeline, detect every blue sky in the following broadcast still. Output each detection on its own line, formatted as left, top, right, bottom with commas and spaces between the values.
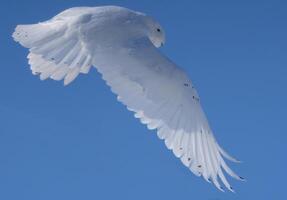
0, 0, 286, 199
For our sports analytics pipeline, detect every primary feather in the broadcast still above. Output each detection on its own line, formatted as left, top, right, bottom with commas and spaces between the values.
12, 6, 243, 192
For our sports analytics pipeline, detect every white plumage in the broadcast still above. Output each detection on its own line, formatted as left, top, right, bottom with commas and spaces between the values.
13, 6, 243, 192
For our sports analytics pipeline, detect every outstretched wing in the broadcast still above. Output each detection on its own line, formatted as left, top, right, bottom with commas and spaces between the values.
13, 9, 243, 192
90, 37, 243, 192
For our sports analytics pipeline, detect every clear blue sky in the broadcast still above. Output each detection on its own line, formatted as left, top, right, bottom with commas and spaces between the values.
0, 0, 286, 199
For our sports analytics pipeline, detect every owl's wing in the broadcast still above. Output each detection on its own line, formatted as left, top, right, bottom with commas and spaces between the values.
12, 12, 94, 85
90, 37, 243, 192
13, 13, 243, 192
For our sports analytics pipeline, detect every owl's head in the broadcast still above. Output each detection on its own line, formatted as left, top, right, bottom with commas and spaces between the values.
142, 15, 165, 48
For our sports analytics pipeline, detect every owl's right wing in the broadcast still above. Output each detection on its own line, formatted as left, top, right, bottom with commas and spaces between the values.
12, 10, 94, 85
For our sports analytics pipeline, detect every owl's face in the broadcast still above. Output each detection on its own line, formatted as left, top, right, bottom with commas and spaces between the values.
143, 16, 165, 48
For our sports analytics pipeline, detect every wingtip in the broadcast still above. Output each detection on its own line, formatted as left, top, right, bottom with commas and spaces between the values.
233, 159, 242, 164
229, 186, 236, 193
217, 143, 241, 163
219, 186, 225, 192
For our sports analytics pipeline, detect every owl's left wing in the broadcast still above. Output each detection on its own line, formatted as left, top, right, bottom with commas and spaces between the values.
90, 37, 244, 192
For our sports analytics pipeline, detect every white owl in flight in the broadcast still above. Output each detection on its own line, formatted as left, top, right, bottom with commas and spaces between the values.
12, 6, 244, 192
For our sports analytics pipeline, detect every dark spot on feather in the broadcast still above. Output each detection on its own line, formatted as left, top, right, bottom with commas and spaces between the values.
184, 83, 189, 87
198, 165, 202, 168
188, 157, 191, 161
192, 95, 200, 102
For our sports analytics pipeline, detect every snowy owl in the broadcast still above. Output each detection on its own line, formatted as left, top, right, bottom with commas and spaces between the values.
12, 6, 244, 191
